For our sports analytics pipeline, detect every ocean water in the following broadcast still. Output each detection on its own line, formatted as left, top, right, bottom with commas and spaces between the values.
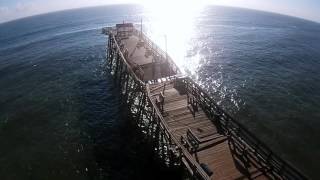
0, 4, 319, 179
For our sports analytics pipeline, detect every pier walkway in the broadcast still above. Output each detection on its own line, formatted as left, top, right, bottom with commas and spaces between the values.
103, 23, 307, 180
150, 82, 268, 179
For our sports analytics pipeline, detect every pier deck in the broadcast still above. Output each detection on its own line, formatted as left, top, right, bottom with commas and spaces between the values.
114, 25, 177, 82
103, 23, 307, 180
150, 82, 269, 179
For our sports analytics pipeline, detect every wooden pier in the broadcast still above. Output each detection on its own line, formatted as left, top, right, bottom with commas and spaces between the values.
102, 23, 307, 180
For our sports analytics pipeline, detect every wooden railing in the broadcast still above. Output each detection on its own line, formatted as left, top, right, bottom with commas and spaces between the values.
109, 33, 211, 180
178, 76, 308, 180
146, 84, 211, 180
111, 35, 145, 86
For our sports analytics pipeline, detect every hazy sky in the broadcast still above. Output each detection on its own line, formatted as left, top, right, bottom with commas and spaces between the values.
0, 0, 319, 23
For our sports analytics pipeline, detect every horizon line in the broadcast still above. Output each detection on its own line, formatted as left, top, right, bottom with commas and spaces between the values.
0, 3, 319, 25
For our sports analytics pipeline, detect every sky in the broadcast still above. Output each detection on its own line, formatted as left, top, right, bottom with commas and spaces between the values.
0, 0, 319, 23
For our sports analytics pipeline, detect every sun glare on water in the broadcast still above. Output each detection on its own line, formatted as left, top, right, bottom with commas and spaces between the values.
138, 0, 207, 73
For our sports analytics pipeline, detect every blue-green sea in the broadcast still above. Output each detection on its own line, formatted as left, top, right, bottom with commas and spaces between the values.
0, 5, 319, 179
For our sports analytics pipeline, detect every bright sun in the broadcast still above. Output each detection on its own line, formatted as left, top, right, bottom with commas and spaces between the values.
137, 0, 207, 71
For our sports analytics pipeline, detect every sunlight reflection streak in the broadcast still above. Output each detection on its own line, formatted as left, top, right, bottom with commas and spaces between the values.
141, 1, 206, 74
